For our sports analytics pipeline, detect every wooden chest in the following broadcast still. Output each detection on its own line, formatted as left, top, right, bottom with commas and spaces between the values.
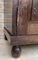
4, 0, 38, 58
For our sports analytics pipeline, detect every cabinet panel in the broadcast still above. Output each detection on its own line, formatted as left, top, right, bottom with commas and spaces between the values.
17, 0, 32, 35
4, 0, 18, 35
32, 0, 38, 21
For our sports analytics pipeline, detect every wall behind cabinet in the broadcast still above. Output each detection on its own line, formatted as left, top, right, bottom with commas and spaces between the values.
0, 0, 4, 39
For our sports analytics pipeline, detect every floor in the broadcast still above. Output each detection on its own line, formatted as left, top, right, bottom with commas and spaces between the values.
0, 39, 38, 60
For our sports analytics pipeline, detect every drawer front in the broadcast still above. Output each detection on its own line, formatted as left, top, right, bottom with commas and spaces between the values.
27, 22, 38, 34
17, 0, 32, 35
32, 0, 38, 21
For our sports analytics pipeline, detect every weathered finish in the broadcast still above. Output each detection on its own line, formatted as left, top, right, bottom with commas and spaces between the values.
32, 0, 38, 21
17, 0, 32, 35
4, 0, 38, 58
4, 0, 38, 45
4, 28, 38, 46
4, 0, 18, 35
17, 0, 38, 35
4, 28, 12, 45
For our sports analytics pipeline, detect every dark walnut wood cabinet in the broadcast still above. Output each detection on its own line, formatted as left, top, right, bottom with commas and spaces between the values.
4, 0, 38, 58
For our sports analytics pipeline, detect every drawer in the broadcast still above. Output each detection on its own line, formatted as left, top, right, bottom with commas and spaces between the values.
27, 22, 38, 34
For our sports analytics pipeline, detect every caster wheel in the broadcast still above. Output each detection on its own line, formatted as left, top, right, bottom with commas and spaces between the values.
4, 34, 7, 40
11, 46, 21, 58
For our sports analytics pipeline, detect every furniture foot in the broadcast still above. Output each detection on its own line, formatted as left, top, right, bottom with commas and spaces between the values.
4, 34, 8, 40
11, 46, 21, 58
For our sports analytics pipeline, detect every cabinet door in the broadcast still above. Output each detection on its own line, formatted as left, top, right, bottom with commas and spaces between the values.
32, 0, 38, 21
12, 0, 18, 35
4, 0, 18, 35
27, 0, 38, 34
17, 0, 32, 35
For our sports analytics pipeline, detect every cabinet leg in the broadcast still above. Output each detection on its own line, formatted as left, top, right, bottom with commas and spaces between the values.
4, 34, 7, 40
11, 46, 21, 58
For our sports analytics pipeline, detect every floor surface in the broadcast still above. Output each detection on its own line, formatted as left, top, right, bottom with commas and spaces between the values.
0, 39, 38, 60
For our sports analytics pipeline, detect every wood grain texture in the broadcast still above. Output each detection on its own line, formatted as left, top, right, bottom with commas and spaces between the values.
32, 0, 38, 21
11, 35, 38, 46
4, 0, 38, 46
4, 28, 38, 46
17, 0, 31, 35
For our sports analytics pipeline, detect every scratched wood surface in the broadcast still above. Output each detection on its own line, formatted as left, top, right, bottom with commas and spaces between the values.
17, 0, 38, 35
4, 0, 38, 35
17, 0, 32, 35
